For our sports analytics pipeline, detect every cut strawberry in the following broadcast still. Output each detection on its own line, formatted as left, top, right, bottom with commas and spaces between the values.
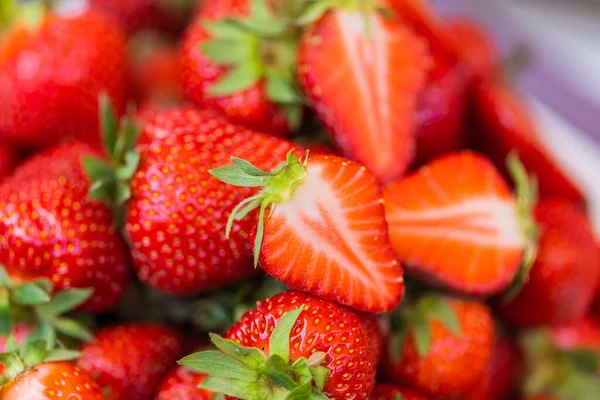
211, 153, 404, 313
298, 8, 430, 182
383, 151, 536, 294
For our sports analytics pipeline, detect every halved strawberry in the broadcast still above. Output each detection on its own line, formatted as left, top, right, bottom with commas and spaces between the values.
211, 153, 404, 313
298, 4, 430, 182
383, 151, 536, 294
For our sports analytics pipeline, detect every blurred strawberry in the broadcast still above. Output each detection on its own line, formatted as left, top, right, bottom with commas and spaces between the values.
475, 81, 585, 204
0, 142, 17, 181
156, 366, 211, 400
0, 4, 129, 149
180, 0, 302, 136
502, 200, 600, 326
551, 316, 600, 351
370, 384, 429, 400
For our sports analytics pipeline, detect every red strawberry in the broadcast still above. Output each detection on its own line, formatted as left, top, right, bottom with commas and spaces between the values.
77, 323, 183, 400
464, 335, 521, 400
0, 321, 33, 375
0, 7, 129, 149
211, 152, 404, 313
447, 16, 498, 83
551, 316, 600, 352
297, 5, 430, 182
502, 199, 600, 326
383, 151, 536, 295
0, 142, 130, 312
179, 290, 377, 399
180, 0, 302, 136
384, 296, 495, 398
156, 366, 211, 400
0, 142, 17, 181
475, 81, 585, 204
370, 384, 429, 400
362, 314, 384, 366
85, 104, 299, 295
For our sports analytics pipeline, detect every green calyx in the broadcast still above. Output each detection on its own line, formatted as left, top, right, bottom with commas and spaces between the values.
387, 294, 462, 363
178, 307, 330, 400
210, 151, 308, 267
201, 0, 304, 130
0, 265, 94, 345
83, 94, 141, 229
522, 330, 600, 400
0, 335, 80, 387
0, 0, 47, 35
503, 152, 539, 302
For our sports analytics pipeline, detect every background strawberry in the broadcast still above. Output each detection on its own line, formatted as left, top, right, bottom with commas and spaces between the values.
77, 323, 183, 400
0, 8, 129, 149
0, 142, 17, 181
156, 366, 211, 400
369, 384, 429, 400
0, 142, 131, 312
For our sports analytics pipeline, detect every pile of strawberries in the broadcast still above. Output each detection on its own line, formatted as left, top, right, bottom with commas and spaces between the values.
0, 0, 599, 399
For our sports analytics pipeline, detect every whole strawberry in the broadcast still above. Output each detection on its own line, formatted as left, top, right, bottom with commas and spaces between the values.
180, 0, 302, 135
502, 199, 600, 326
384, 295, 495, 398
77, 323, 183, 400
179, 290, 377, 399
0, 142, 130, 312
370, 384, 429, 400
211, 152, 404, 313
156, 366, 212, 400
297, 1, 430, 182
0, 142, 17, 181
0, 4, 129, 149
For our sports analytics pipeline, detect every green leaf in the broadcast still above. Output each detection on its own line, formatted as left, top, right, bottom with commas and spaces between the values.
50, 317, 93, 341
290, 358, 313, 387
4, 336, 18, 353
0, 294, 11, 336
83, 156, 116, 184
22, 339, 47, 367
282, 104, 304, 131
99, 93, 119, 158
44, 349, 81, 362
209, 165, 267, 187
393, 394, 404, 400
115, 183, 132, 206
116, 151, 141, 181
309, 365, 330, 392
269, 307, 303, 362
207, 63, 263, 96
264, 354, 297, 391
24, 321, 55, 351
564, 349, 600, 373
88, 179, 117, 203
428, 298, 461, 337
31, 278, 53, 294
266, 71, 302, 104
0, 352, 25, 377
413, 312, 431, 358
209, 333, 265, 369
36, 288, 93, 317
296, 0, 331, 25
231, 158, 269, 177
199, 376, 254, 400
119, 117, 141, 154
203, 20, 249, 40
254, 203, 267, 267
179, 351, 258, 381
0, 265, 13, 289
13, 283, 51, 305
202, 39, 255, 65
225, 195, 261, 238
285, 382, 312, 400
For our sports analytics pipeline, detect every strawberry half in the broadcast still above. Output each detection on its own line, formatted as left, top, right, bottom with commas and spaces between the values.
211, 152, 404, 313
383, 151, 537, 295
297, 3, 430, 182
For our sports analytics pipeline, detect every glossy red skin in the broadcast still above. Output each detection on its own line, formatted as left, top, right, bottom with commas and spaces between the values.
89, 0, 184, 34
0, 142, 17, 181
0, 13, 128, 149
225, 291, 376, 400
475, 82, 585, 204
464, 335, 521, 400
502, 200, 600, 326
125, 108, 298, 295
0, 362, 103, 400
78, 323, 182, 400
369, 384, 429, 400
179, 1, 289, 136
414, 54, 467, 165
551, 316, 600, 351
156, 366, 211, 400
362, 314, 383, 366
384, 299, 494, 399
0, 142, 130, 312
447, 16, 498, 83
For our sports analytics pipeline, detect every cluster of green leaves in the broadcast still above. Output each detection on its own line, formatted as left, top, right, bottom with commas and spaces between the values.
0, 265, 93, 345
179, 308, 330, 400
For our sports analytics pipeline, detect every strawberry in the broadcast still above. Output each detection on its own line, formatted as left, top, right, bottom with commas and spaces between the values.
384, 295, 495, 398
362, 314, 384, 366
369, 384, 429, 400
297, 2, 430, 182
464, 335, 521, 400
0, 4, 129, 149
179, 290, 377, 399
211, 152, 404, 313
0, 338, 103, 399
551, 316, 600, 352
502, 199, 600, 326
77, 323, 183, 400
383, 151, 536, 295
474, 81, 585, 204
0, 321, 32, 375
447, 16, 498, 83
180, 0, 303, 136
85, 102, 299, 295
0, 142, 17, 181
0, 142, 131, 312
156, 366, 212, 400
